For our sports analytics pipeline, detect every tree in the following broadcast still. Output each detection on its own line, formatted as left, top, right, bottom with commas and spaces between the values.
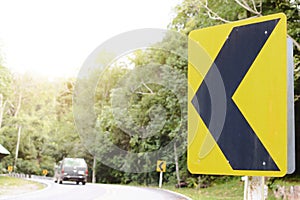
52, 79, 91, 162
0, 74, 89, 175
170, 0, 299, 99
168, 0, 300, 184
0, 66, 13, 129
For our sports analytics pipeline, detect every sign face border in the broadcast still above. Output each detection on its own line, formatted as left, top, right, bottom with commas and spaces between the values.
287, 37, 295, 174
188, 13, 288, 177
156, 160, 166, 172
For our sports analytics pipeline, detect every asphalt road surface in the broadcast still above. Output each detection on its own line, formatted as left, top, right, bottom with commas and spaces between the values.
0, 178, 190, 200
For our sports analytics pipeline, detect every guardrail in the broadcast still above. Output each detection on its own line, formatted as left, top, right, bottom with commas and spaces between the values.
2, 173, 53, 180
30, 175, 53, 180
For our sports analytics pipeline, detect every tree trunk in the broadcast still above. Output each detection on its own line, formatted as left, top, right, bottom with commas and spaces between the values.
14, 125, 22, 172
0, 94, 3, 129
92, 156, 97, 183
0, 94, 8, 129
14, 93, 22, 117
174, 142, 181, 187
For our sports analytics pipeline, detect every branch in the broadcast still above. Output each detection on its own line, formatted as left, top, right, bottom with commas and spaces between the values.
3, 100, 7, 112
259, 0, 262, 13
250, 0, 259, 13
235, 0, 261, 15
6, 100, 14, 109
0, 97, 14, 128
135, 91, 155, 95
134, 82, 156, 95
206, 11, 231, 23
200, 0, 300, 52
142, 82, 154, 94
241, 0, 251, 8
295, 95, 300, 102
288, 34, 300, 51
201, 0, 231, 23
0, 94, 4, 129
14, 93, 22, 117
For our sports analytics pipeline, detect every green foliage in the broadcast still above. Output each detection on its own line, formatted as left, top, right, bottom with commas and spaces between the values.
170, 0, 300, 100
0, 65, 13, 99
170, 0, 246, 34
16, 158, 40, 175
87, 0, 300, 184
0, 0, 299, 189
0, 75, 91, 176
168, 0, 300, 187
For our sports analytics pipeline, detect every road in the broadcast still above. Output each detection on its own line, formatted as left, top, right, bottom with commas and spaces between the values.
0, 178, 190, 200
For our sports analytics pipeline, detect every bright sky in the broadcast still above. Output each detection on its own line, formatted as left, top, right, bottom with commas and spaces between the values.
0, 0, 181, 78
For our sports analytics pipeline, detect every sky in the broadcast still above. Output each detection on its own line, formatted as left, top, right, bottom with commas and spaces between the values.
0, 0, 182, 79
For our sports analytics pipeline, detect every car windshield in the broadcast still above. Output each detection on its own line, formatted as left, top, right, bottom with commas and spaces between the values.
64, 159, 86, 167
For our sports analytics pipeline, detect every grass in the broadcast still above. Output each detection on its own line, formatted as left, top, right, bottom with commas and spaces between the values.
162, 178, 244, 200
266, 177, 300, 200
0, 175, 45, 196
162, 177, 300, 200
269, 177, 300, 187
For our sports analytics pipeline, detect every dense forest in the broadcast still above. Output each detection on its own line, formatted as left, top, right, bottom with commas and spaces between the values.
0, 0, 299, 187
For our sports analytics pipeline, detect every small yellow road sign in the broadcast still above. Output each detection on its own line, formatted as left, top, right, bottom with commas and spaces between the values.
42, 169, 48, 176
156, 160, 166, 172
188, 13, 288, 177
8, 166, 13, 172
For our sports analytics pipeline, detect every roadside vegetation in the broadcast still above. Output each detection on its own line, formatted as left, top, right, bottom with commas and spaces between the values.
163, 176, 300, 200
163, 177, 243, 200
0, 1, 299, 199
0, 176, 45, 196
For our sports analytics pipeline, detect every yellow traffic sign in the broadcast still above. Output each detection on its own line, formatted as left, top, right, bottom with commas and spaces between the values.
8, 166, 13, 172
188, 13, 287, 177
156, 160, 166, 172
42, 169, 48, 176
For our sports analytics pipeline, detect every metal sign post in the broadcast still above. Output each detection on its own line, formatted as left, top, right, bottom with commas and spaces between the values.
159, 171, 163, 188
156, 160, 166, 188
243, 176, 266, 200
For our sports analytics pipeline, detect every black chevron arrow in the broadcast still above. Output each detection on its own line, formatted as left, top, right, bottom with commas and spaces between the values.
192, 19, 280, 170
159, 161, 164, 171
